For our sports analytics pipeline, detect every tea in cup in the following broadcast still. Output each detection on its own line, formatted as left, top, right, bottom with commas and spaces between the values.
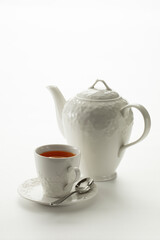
34, 144, 81, 198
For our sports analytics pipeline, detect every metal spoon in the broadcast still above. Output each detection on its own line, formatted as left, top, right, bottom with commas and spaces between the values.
50, 177, 94, 206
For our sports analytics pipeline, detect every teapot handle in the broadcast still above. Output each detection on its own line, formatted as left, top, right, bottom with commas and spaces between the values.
119, 104, 151, 156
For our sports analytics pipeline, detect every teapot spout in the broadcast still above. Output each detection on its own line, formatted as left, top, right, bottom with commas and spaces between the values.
47, 85, 66, 136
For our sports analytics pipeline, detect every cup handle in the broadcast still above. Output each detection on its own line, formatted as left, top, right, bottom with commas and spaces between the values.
64, 166, 81, 191
119, 104, 151, 156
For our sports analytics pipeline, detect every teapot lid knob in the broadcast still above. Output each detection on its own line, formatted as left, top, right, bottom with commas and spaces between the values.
90, 79, 112, 91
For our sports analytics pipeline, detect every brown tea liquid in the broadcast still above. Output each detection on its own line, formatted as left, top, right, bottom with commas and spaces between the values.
40, 150, 75, 158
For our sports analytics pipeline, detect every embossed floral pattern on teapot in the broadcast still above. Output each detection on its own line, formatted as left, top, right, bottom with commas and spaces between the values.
48, 80, 151, 181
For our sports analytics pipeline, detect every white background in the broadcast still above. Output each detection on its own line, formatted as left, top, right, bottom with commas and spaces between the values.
0, 0, 160, 240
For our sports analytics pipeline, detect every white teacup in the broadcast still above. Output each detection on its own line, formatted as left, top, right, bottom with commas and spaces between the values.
35, 144, 81, 198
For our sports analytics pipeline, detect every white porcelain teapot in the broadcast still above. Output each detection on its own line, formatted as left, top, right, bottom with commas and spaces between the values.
48, 80, 151, 181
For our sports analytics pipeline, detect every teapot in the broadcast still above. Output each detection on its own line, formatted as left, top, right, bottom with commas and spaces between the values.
47, 80, 151, 181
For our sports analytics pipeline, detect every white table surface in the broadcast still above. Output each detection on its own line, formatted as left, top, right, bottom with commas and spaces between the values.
0, 1, 160, 239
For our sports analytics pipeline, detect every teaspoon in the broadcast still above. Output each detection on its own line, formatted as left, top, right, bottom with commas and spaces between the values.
50, 177, 94, 206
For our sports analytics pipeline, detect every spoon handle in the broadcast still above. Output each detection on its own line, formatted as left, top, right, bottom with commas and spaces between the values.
50, 190, 77, 206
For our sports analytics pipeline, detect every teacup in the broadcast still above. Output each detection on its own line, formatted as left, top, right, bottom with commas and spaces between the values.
34, 144, 81, 198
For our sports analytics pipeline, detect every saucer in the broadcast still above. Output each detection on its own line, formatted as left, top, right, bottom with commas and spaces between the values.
18, 178, 98, 207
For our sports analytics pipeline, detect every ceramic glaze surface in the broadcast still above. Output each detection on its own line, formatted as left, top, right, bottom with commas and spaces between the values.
35, 144, 81, 197
18, 178, 98, 206
62, 97, 133, 180
48, 80, 151, 181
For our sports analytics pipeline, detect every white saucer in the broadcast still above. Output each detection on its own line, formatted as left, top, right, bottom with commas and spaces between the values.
18, 178, 98, 207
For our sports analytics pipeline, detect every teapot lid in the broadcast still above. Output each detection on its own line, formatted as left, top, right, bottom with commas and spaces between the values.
76, 80, 120, 101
